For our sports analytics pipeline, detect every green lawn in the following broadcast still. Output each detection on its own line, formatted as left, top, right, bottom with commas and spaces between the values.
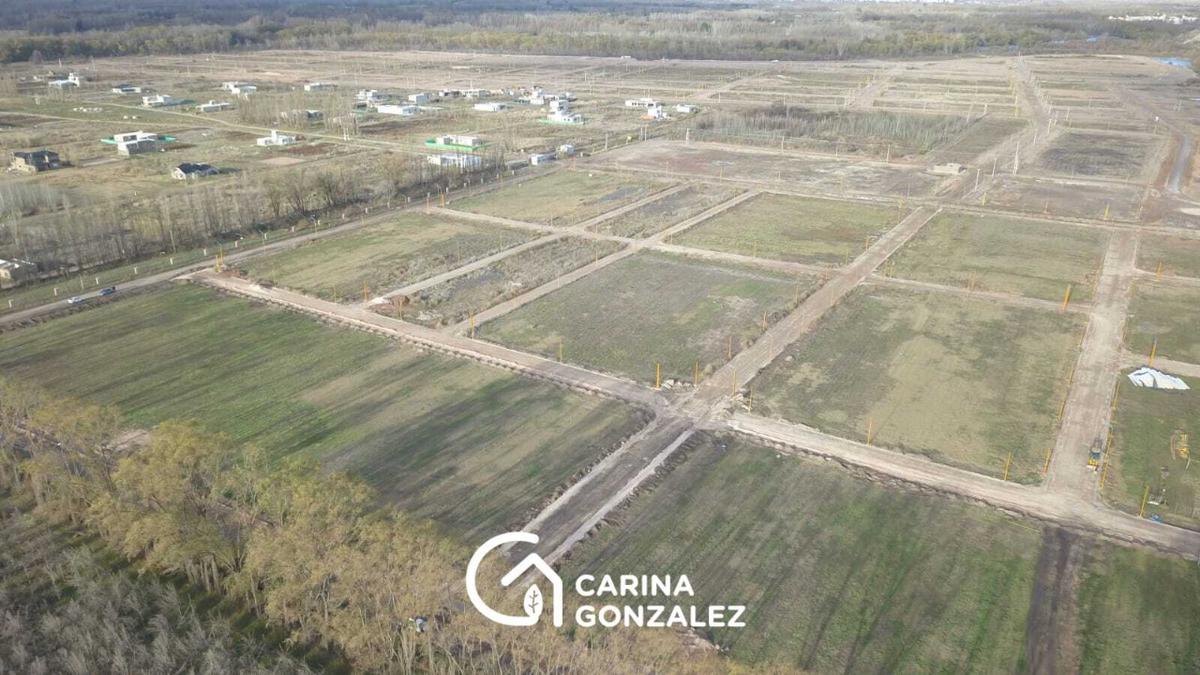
1077, 544, 1200, 674
236, 212, 532, 303
751, 287, 1084, 481
675, 192, 902, 266
451, 170, 669, 226
1137, 234, 1200, 280
564, 434, 1041, 671
888, 212, 1108, 302
1107, 373, 1200, 528
1126, 282, 1200, 364
589, 184, 743, 238
0, 286, 646, 540
483, 251, 816, 385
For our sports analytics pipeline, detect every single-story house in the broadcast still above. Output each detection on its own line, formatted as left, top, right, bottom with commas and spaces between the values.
10, 149, 62, 173
474, 102, 508, 113
427, 153, 482, 169
376, 104, 419, 116
172, 162, 219, 180
142, 94, 180, 108
113, 131, 161, 155
0, 259, 35, 289
304, 82, 336, 92
197, 100, 231, 113
408, 92, 430, 105
257, 130, 297, 146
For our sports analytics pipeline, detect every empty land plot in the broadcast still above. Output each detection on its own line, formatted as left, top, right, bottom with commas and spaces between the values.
1036, 132, 1152, 180
589, 184, 743, 238
986, 176, 1141, 221
450, 170, 668, 226
887, 212, 1108, 302
931, 117, 1026, 163
483, 251, 817, 385
675, 192, 901, 266
1108, 374, 1200, 529
235, 212, 532, 303
1137, 234, 1200, 279
752, 287, 1084, 480
565, 434, 1040, 670
1077, 543, 1200, 674
1126, 283, 1200, 364
0, 286, 647, 540
397, 237, 622, 327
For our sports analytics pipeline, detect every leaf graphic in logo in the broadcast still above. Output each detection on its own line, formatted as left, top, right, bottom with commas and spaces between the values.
523, 584, 543, 620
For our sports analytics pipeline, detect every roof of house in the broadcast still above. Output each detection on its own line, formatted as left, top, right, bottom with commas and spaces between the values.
176, 162, 217, 174
14, 149, 59, 161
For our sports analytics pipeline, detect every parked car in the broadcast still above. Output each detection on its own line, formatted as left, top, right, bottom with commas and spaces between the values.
66, 296, 86, 305
99, 286, 117, 296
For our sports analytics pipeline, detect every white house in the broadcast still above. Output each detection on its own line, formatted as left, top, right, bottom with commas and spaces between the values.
376, 104, 419, 116
547, 110, 583, 124
142, 94, 180, 108
304, 82, 336, 92
463, 88, 490, 99
111, 84, 146, 94
529, 152, 555, 166
49, 73, 83, 89
197, 100, 231, 113
408, 92, 430, 105
113, 131, 160, 155
427, 153, 482, 169
643, 104, 669, 120
675, 104, 699, 114
356, 89, 384, 103
432, 134, 484, 148
256, 129, 297, 146
625, 97, 660, 109
474, 102, 508, 113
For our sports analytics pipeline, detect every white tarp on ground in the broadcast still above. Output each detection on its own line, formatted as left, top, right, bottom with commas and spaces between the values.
1128, 366, 1190, 390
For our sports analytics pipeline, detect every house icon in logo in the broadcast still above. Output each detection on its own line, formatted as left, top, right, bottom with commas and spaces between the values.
466, 532, 564, 627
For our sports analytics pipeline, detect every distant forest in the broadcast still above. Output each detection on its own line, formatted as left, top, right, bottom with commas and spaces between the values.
1, 0, 1197, 64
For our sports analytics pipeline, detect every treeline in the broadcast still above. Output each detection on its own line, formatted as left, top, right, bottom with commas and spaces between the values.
0, 377, 762, 673
1, 1, 1196, 65
0, 152, 505, 283
693, 104, 974, 155
0, 542, 311, 673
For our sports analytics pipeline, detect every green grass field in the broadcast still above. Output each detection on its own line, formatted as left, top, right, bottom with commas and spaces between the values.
482, 251, 816, 384
751, 287, 1084, 480
451, 170, 668, 225
887, 212, 1108, 302
589, 184, 743, 238
564, 434, 1041, 671
1137, 234, 1200, 280
404, 237, 621, 327
1037, 132, 1151, 180
1077, 543, 1200, 674
236, 212, 532, 303
675, 192, 902, 266
1107, 373, 1200, 528
1126, 282, 1200, 364
0, 286, 646, 540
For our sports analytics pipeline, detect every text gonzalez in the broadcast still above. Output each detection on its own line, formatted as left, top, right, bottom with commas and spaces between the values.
572, 574, 746, 629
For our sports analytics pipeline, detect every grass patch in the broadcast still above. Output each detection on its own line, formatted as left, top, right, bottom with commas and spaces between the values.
451, 170, 668, 225
589, 184, 743, 238
1138, 234, 1200, 279
0, 285, 646, 539
483, 251, 815, 385
401, 237, 621, 327
888, 211, 1108, 302
1126, 282, 1200, 364
1038, 132, 1150, 180
236, 212, 531, 303
675, 193, 901, 266
1107, 373, 1200, 528
564, 434, 1041, 670
752, 287, 1084, 480
1077, 543, 1200, 674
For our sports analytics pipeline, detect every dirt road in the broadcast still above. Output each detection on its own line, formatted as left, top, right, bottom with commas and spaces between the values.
1046, 231, 1137, 500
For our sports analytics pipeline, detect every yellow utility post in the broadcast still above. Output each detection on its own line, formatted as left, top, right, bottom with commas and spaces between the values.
1139, 484, 1150, 518
730, 371, 737, 396
362, 282, 369, 303
1102, 202, 1110, 220
655, 363, 662, 389
1003, 452, 1013, 481
469, 312, 476, 338
866, 418, 874, 445
693, 360, 700, 387
1156, 261, 1164, 282
1043, 448, 1053, 474
558, 340, 564, 363
1149, 337, 1158, 367
1061, 284, 1072, 311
